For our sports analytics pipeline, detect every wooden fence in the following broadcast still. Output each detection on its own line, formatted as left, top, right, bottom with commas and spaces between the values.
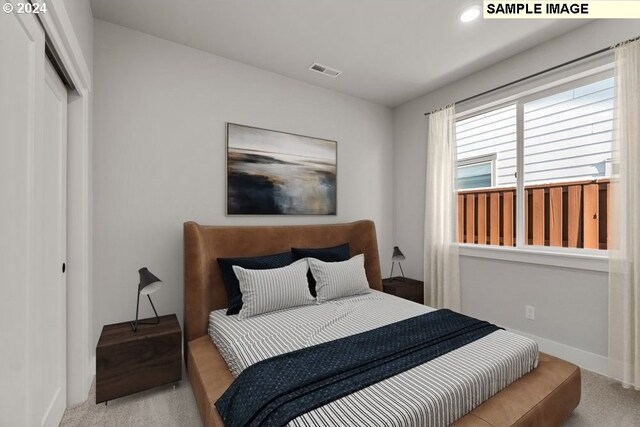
457, 179, 610, 249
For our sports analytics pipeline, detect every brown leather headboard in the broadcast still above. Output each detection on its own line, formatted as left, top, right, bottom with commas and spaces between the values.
183, 220, 382, 343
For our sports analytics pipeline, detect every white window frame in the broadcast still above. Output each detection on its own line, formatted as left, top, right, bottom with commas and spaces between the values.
455, 68, 613, 272
457, 153, 497, 189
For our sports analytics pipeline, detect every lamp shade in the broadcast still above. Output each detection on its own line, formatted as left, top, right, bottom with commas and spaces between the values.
391, 246, 405, 262
138, 267, 163, 295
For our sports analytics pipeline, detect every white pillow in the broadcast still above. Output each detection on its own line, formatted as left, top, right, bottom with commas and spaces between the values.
308, 254, 371, 303
233, 259, 315, 319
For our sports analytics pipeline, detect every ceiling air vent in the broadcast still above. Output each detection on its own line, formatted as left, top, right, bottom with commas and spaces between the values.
308, 62, 342, 78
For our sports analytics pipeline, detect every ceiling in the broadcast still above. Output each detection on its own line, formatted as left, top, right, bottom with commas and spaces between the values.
90, 0, 589, 107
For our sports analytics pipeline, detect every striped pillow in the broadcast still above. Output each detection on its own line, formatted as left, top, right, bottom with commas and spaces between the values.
233, 259, 315, 319
308, 254, 371, 303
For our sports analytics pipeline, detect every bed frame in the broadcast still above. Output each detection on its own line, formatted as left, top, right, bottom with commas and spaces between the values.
184, 220, 581, 427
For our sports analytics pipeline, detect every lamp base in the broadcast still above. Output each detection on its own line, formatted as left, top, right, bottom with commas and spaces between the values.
389, 262, 406, 281
131, 294, 161, 332
130, 316, 160, 332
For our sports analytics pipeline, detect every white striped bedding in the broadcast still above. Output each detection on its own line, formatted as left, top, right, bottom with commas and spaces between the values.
309, 254, 371, 302
233, 259, 315, 319
208, 290, 538, 427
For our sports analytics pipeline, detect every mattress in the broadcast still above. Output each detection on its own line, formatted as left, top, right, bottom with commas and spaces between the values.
208, 290, 538, 427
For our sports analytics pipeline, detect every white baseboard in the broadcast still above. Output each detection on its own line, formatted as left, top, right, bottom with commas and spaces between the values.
66, 356, 96, 410
508, 328, 609, 376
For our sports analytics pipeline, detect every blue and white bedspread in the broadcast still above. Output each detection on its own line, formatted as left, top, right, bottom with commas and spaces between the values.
209, 290, 538, 427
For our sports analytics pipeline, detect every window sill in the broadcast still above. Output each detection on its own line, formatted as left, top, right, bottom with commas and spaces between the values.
457, 244, 609, 272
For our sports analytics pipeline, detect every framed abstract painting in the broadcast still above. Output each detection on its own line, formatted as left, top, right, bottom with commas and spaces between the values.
226, 123, 337, 215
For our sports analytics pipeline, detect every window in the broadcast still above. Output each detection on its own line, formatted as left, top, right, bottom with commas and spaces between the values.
455, 74, 613, 251
457, 154, 496, 190
456, 105, 517, 246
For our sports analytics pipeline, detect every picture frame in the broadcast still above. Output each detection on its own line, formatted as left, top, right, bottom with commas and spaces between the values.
226, 123, 337, 215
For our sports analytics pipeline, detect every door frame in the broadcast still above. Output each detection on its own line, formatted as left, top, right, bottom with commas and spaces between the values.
36, 1, 93, 406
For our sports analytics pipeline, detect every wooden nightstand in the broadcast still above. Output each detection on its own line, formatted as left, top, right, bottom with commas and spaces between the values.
382, 277, 424, 304
96, 314, 182, 404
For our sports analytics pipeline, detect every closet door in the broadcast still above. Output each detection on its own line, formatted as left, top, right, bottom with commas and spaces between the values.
0, 7, 67, 426
0, 8, 45, 426
31, 60, 68, 427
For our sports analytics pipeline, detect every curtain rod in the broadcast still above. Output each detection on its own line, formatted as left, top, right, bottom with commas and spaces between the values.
424, 35, 639, 116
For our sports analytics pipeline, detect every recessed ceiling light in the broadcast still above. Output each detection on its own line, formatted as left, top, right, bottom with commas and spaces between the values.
459, 5, 481, 23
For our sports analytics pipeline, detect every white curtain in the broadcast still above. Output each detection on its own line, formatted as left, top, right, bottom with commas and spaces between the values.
609, 39, 640, 390
425, 105, 460, 311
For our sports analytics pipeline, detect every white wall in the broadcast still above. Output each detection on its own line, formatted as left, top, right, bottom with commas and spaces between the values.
393, 20, 640, 367
92, 20, 394, 346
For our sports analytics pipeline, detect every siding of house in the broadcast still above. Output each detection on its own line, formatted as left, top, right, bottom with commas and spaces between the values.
456, 77, 614, 187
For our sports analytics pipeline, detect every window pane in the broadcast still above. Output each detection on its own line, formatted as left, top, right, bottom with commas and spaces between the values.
523, 77, 613, 249
457, 162, 491, 189
456, 105, 517, 247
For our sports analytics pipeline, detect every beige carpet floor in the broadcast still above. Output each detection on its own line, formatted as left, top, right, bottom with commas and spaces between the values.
61, 368, 639, 427
563, 369, 640, 426
60, 370, 202, 427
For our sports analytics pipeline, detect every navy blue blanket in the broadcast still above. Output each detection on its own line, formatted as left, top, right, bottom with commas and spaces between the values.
215, 309, 500, 427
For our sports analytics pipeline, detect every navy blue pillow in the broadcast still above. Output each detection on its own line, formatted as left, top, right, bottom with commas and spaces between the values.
292, 243, 350, 297
218, 251, 294, 315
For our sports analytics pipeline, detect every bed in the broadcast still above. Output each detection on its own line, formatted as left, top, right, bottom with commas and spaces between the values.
184, 220, 581, 427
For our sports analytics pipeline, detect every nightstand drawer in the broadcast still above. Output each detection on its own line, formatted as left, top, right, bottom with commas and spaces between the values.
96, 314, 182, 403
382, 277, 424, 304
